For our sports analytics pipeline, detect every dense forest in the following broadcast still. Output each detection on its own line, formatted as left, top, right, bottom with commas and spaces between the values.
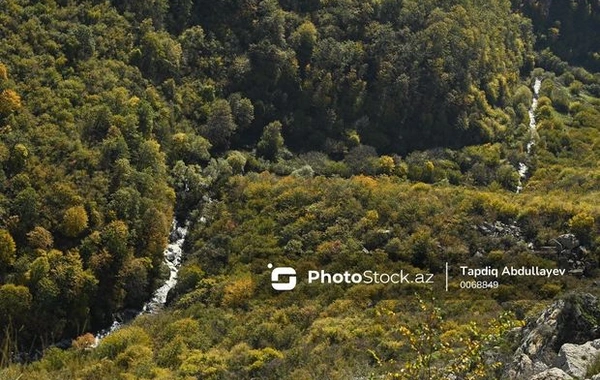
0, 0, 599, 378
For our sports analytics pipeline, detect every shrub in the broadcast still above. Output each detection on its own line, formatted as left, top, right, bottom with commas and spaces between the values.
156, 336, 188, 369
95, 327, 152, 360
72, 333, 96, 351
178, 349, 227, 379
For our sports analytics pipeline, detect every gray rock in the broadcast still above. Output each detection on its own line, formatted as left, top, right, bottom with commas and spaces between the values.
555, 234, 580, 251
507, 351, 551, 379
555, 341, 600, 378
513, 353, 534, 376
506, 294, 600, 379
529, 368, 573, 379
569, 269, 584, 277
534, 360, 550, 374
590, 339, 600, 350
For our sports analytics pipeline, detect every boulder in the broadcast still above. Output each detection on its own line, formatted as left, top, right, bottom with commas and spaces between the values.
529, 368, 573, 380
555, 234, 580, 251
506, 294, 600, 379
555, 340, 600, 378
555, 294, 600, 346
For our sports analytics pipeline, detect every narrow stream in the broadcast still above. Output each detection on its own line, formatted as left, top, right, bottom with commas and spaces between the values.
143, 222, 189, 313
93, 219, 188, 345
516, 77, 542, 193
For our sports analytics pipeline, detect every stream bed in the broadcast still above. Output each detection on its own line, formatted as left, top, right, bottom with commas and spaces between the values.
516, 77, 542, 193
93, 219, 188, 345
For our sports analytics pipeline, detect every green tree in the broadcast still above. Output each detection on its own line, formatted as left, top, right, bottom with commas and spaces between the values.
135, 22, 181, 82
226, 151, 247, 174
102, 220, 130, 260
64, 25, 95, 62
170, 132, 212, 164
12, 187, 39, 231
137, 100, 155, 137
136, 139, 166, 176
118, 258, 151, 308
228, 93, 254, 130
100, 127, 130, 169
140, 207, 169, 271
202, 99, 237, 151
0, 284, 32, 326
7, 143, 29, 174
257, 121, 284, 160
167, 0, 193, 34
291, 21, 318, 72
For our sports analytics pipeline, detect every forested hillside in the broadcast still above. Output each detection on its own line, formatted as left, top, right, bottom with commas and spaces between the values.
0, 0, 599, 378
514, 0, 600, 72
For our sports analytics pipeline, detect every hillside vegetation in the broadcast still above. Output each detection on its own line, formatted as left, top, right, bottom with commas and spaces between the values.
0, 0, 599, 378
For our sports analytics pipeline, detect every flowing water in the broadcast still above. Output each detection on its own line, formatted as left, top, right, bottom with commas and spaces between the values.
93, 219, 188, 345
516, 77, 542, 193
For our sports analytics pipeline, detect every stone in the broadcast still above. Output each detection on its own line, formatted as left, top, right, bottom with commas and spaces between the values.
555, 234, 580, 251
555, 341, 600, 378
505, 294, 600, 379
569, 269, 584, 277
529, 368, 573, 380
533, 360, 550, 374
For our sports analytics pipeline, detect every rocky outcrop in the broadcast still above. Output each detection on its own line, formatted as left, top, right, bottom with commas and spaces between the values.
554, 234, 580, 251
529, 368, 574, 380
507, 293, 600, 379
553, 233, 593, 276
506, 300, 564, 379
555, 340, 600, 378
477, 221, 523, 239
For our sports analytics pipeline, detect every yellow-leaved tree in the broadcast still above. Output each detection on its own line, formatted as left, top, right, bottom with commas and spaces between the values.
0, 230, 16, 273
381, 297, 522, 380
62, 206, 89, 237
0, 89, 21, 115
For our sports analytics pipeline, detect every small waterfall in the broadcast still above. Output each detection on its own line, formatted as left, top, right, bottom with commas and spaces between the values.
93, 219, 188, 346
516, 77, 542, 193
143, 221, 189, 313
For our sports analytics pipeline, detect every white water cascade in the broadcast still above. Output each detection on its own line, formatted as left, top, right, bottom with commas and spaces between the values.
93, 219, 189, 345
143, 221, 189, 313
516, 77, 542, 193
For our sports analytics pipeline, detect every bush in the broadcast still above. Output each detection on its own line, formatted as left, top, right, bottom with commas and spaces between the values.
178, 349, 227, 379
550, 86, 570, 112
156, 336, 188, 368
291, 165, 314, 178
95, 327, 152, 360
